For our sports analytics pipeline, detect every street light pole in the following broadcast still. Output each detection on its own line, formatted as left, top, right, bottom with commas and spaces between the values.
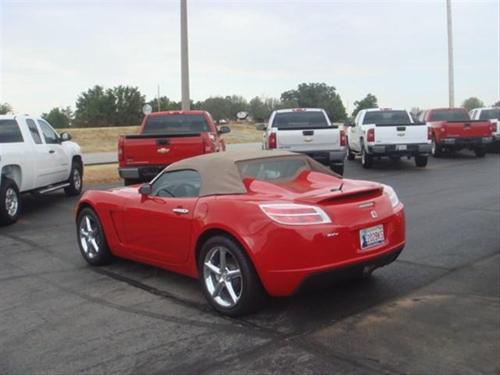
446, 0, 455, 107
180, 0, 190, 110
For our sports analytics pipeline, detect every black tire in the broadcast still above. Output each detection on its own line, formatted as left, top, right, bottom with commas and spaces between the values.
65, 161, 83, 196
0, 178, 21, 226
331, 164, 344, 176
124, 178, 140, 186
431, 138, 442, 158
415, 155, 428, 167
361, 146, 373, 169
198, 235, 265, 317
76, 207, 114, 266
474, 147, 486, 158
347, 143, 355, 160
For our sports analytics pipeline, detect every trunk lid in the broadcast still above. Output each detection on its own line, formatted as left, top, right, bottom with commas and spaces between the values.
276, 127, 341, 151
368, 123, 428, 145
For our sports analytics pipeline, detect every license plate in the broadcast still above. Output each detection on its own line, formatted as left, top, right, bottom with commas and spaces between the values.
359, 225, 385, 250
396, 145, 407, 151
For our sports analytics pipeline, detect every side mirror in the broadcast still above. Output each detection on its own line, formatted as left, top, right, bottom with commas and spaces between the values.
60, 132, 72, 141
256, 123, 267, 131
139, 183, 152, 196
218, 125, 231, 134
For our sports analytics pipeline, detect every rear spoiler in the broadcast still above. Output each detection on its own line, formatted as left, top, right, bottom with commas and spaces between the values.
297, 186, 383, 205
124, 133, 201, 139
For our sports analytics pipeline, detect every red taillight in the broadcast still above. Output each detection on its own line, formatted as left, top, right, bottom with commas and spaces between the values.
427, 126, 432, 140
340, 129, 346, 146
268, 132, 277, 149
491, 122, 497, 133
118, 137, 124, 163
367, 128, 375, 142
259, 204, 331, 225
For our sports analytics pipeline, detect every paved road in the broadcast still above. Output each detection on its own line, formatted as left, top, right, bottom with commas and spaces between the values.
83, 143, 262, 165
1, 152, 499, 373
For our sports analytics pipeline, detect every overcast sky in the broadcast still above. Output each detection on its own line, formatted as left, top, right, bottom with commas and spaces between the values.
1, 0, 499, 116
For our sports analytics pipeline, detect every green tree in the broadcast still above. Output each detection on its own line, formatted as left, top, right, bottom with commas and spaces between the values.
227, 95, 248, 119
352, 93, 378, 118
249, 96, 281, 121
148, 96, 181, 112
111, 85, 145, 125
493, 100, 500, 107
280, 83, 347, 121
74, 85, 116, 127
461, 97, 484, 112
0, 103, 13, 114
198, 96, 232, 122
42, 107, 72, 128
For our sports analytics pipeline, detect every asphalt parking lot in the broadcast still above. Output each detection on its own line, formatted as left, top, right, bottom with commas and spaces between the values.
1, 152, 499, 374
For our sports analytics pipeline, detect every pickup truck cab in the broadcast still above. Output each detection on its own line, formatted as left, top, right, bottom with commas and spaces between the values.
0, 115, 83, 225
259, 108, 346, 175
118, 110, 229, 185
346, 108, 431, 168
420, 108, 494, 157
469, 107, 499, 149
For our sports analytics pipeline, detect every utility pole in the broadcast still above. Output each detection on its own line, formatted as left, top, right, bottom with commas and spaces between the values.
446, 0, 455, 107
180, 0, 190, 110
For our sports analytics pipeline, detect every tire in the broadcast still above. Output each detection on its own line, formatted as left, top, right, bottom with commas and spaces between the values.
415, 155, 428, 167
0, 178, 21, 226
431, 138, 442, 158
360, 146, 373, 169
474, 147, 486, 158
198, 235, 265, 317
347, 143, 355, 160
76, 207, 114, 266
331, 164, 344, 176
65, 161, 83, 196
124, 178, 140, 186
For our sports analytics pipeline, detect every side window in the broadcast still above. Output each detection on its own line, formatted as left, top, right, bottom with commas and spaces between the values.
26, 119, 42, 144
0, 120, 24, 143
37, 120, 59, 144
151, 170, 201, 198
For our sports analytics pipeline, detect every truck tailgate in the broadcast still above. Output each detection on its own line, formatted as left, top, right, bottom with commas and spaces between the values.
371, 123, 428, 145
122, 134, 204, 166
433, 121, 492, 138
277, 127, 340, 151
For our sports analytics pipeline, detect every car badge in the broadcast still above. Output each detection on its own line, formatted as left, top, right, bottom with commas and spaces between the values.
304, 136, 313, 143
157, 147, 170, 154
370, 210, 378, 219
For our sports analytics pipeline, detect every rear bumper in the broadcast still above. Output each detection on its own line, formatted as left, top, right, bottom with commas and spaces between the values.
295, 149, 346, 166
118, 165, 166, 181
438, 137, 493, 147
367, 143, 431, 156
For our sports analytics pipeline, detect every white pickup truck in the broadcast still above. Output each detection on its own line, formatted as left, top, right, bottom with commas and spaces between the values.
258, 108, 346, 175
469, 107, 500, 146
0, 115, 83, 225
346, 108, 431, 168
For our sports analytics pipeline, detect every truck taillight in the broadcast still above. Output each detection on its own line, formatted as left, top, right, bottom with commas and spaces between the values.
367, 128, 375, 142
118, 137, 124, 163
427, 126, 432, 140
491, 122, 497, 133
340, 129, 346, 146
268, 132, 277, 149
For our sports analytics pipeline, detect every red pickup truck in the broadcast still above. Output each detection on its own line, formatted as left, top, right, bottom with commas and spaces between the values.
118, 110, 229, 185
420, 108, 494, 157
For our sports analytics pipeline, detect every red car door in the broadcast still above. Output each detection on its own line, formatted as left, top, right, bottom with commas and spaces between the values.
122, 170, 201, 264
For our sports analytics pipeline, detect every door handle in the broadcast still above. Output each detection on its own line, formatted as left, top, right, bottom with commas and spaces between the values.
172, 208, 189, 214
49, 150, 55, 154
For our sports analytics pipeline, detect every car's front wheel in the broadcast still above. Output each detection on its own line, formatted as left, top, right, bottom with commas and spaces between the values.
65, 162, 83, 196
0, 178, 21, 226
199, 235, 264, 316
76, 207, 114, 266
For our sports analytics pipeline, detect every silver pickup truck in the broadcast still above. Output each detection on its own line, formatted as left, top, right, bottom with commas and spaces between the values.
259, 108, 346, 175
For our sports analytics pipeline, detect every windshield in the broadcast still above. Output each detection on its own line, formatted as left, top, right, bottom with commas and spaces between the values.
362, 111, 412, 125
143, 115, 209, 135
238, 157, 310, 182
272, 111, 330, 129
429, 110, 469, 122
0, 120, 24, 143
479, 109, 500, 121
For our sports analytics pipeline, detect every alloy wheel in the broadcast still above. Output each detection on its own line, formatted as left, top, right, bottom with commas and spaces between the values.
73, 169, 82, 191
5, 188, 18, 217
203, 246, 243, 308
79, 215, 100, 259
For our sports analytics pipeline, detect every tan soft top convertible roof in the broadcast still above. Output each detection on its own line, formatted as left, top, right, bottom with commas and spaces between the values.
163, 150, 338, 197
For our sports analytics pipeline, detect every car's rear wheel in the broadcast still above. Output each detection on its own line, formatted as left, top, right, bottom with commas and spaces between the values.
65, 161, 83, 196
414, 155, 428, 167
124, 178, 140, 186
361, 146, 373, 169
474, 147, 486, 158
347, 142, 355, 160
77, 207, 114, 266
330, 164, 344, 176
0, 178, 21, 226
199, 235, 264, 316
431, 138, 442, 158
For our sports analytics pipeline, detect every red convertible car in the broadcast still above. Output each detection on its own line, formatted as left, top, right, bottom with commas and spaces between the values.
76, 151, 405, 316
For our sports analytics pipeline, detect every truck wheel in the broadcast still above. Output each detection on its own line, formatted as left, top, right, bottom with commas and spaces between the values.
124, 178, 140, 186
361, 147, 373, 169
331, 164, 344, 176
198, 235, 265, 317
431, 138, 442, 158
415, 155, 428, 167
474, 147, 486, 158
347, 143, 355, 160
65, 162, 83, 196
77, 207, 114, 266
0, 177, 21, 226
